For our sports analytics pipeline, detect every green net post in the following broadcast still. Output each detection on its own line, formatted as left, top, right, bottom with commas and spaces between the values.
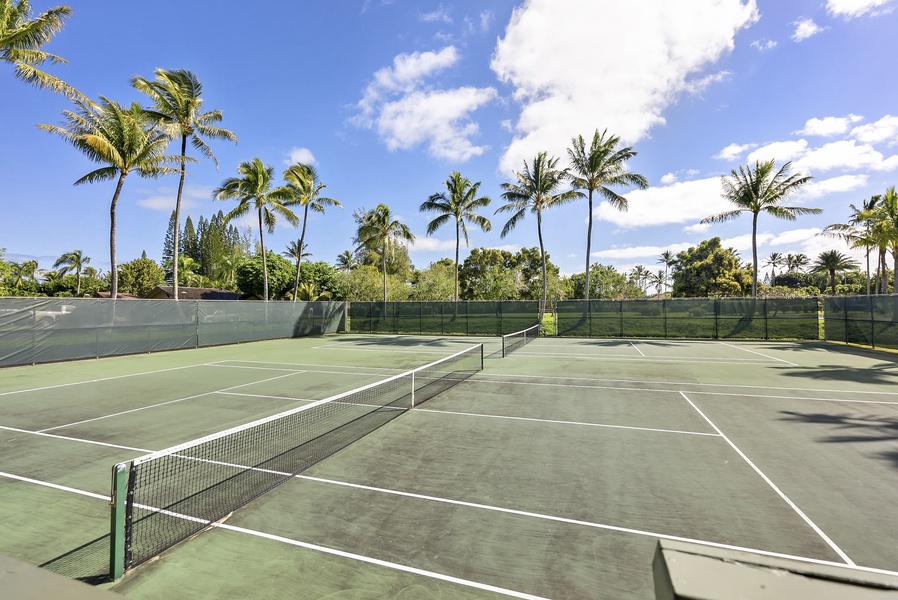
109, 462, 128, 580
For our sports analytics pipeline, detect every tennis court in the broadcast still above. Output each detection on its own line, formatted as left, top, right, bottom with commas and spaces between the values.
1, 333, 897, 598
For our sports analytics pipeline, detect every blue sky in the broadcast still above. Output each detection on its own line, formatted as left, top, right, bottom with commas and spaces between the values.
3, 0, 898, 281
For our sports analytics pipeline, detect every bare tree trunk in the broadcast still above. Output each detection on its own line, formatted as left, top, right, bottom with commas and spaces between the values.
585, 188, 593, 301
258, 210, 268, 301
173, 136, 187, 301
294, 204, 310, 302
109, 172, 127, 299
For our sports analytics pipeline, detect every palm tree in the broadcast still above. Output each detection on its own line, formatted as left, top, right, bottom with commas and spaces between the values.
336, 250, 358, 272
812, 250, 859, 294
282, 239, 312, 301
865, 186, 898, 294
420, 171, 492, 304
52, 249, 89, 295
785, 253, 810, 273
38, 97, 179, 298
763, 252, 784, 287
567, 130, 648, 301
295, 282, 332, 301
132, 68, 237, 301
497, 152, 579, 319
702, 160, 819, 297
823, 195, 880, 295
213, 158, 298, 301
282, 163, 342, 302
1, 0, 83, 99
657, 250, 676, 294
354, 204, 415, 302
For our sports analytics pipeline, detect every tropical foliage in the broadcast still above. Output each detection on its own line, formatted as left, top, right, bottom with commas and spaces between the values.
353, 203, 415, 302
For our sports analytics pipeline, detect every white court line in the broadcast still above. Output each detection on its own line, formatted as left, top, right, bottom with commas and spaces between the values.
216, 359, 404, 373
217, 391, 317, 402
39, 370, 307, 433
0, 471, 109, 501
629, 341, 646, 357
313, 344, 457, 355
474, 371, 898, 396
215, 523, 549, 600
719, 341, 798, 366
0, 363, 211, 397
495, 352, 773, 365
464, 376, 898, 406
679, 391, 855, 566
0, 425, 150, 452
297, 475, 898, 579
414, 408, 720, 437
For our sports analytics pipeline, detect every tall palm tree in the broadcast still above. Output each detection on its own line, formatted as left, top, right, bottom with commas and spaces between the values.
420, 171, 492, 304
657, 250, 676, 294
497, 152, 579, 319
354, 204, 415, 302
38, 97, 179, 297
812, 250, 859, 295
336, 250, 358, 272
53, 249, 89, 295
702, 160, 819, 297
763, 252, 784, 287
213, 158, 298, 301
785, 253, 810, 273
1, 0, 83, 99
823, 195, 880, 295
132, 68, 237, 301
568, 130, 647, 301
866, 186, 898, 294
282, 163, 342, 302
282, 239, 312, 301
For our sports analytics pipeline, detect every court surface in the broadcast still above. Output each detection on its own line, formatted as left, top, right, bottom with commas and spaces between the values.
1, 334, 897, 599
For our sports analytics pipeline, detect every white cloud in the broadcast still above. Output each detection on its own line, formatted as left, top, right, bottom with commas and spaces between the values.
285, 147, 316, 166
794, 140, 898, 173
592, 242, 693, 260
767, 228, 824, 247
136, 185, 213, 212
352, 46, 497, 161
826, 0, 895, 19
791, 17, 826, 41
750, 39, 777, 51
684, 222, 712, 234
487, 244, 521, 253
490, 0, 759, 174
377, 87, 498, 161
800, 174, 868, 199
721, 232, 774, 253
795, 114, 862, 137
660, 172, 678, 185
714, 142, 758, 161
410, 237, 457, 252
593, 177, 729, 229
851, 115, 898, 144
480, 10, 493, 31
746, 139, 809, 164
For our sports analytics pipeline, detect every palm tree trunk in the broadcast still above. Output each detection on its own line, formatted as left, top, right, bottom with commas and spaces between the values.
173, 136, 188, 301
454, 225, 460, 304
75, 270, 82, 296
537, 211, 547, 321
585, 188, 593, 302
382, 251, 387, 304
865, 248, 871, 296
829, 269, 836, 295
258, 210, 268, 301
109, 172, 127, 299
881, 248, 888, 294
893, 246, 898, 294
751, 212, 759, 297
294, 205, 310, 303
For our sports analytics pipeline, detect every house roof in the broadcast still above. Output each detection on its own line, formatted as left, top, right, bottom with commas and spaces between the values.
145, 286, 249, 300
95, 292, 142, 299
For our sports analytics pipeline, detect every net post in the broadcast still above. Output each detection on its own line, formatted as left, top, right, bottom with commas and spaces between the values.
109, 462, 128, 580
480, 343, 484, 369
411, 371, 416, 408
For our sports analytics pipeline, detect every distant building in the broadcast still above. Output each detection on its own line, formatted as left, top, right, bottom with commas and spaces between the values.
95, 292, 142, 299
144, 286, 253, 300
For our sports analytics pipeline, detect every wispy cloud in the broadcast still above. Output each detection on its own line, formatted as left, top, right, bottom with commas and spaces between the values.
794, 114, 862, 136
714, 142, 758, 161
420, 4, 452, 24
791, 17, 827, 41
136, 185, 214, 212
826, 0, 895, 19
750, 39, 777, 51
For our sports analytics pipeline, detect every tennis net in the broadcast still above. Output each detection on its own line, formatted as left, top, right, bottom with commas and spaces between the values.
111, 343, 483, 574
501, 323, 539, 357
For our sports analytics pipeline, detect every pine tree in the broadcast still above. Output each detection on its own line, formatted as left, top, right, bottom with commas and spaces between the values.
162, 210, 178, 281
182, 216, 198, 264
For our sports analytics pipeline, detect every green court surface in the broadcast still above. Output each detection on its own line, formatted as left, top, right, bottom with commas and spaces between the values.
1, 334, 897, 599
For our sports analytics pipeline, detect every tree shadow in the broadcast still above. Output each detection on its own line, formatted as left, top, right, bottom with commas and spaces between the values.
779, 410, 898, 470
773, 361, 898, 386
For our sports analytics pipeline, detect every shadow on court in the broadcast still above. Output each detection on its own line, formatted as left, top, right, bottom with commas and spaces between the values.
779, 410, 898, 470
774, 362, 898, 386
